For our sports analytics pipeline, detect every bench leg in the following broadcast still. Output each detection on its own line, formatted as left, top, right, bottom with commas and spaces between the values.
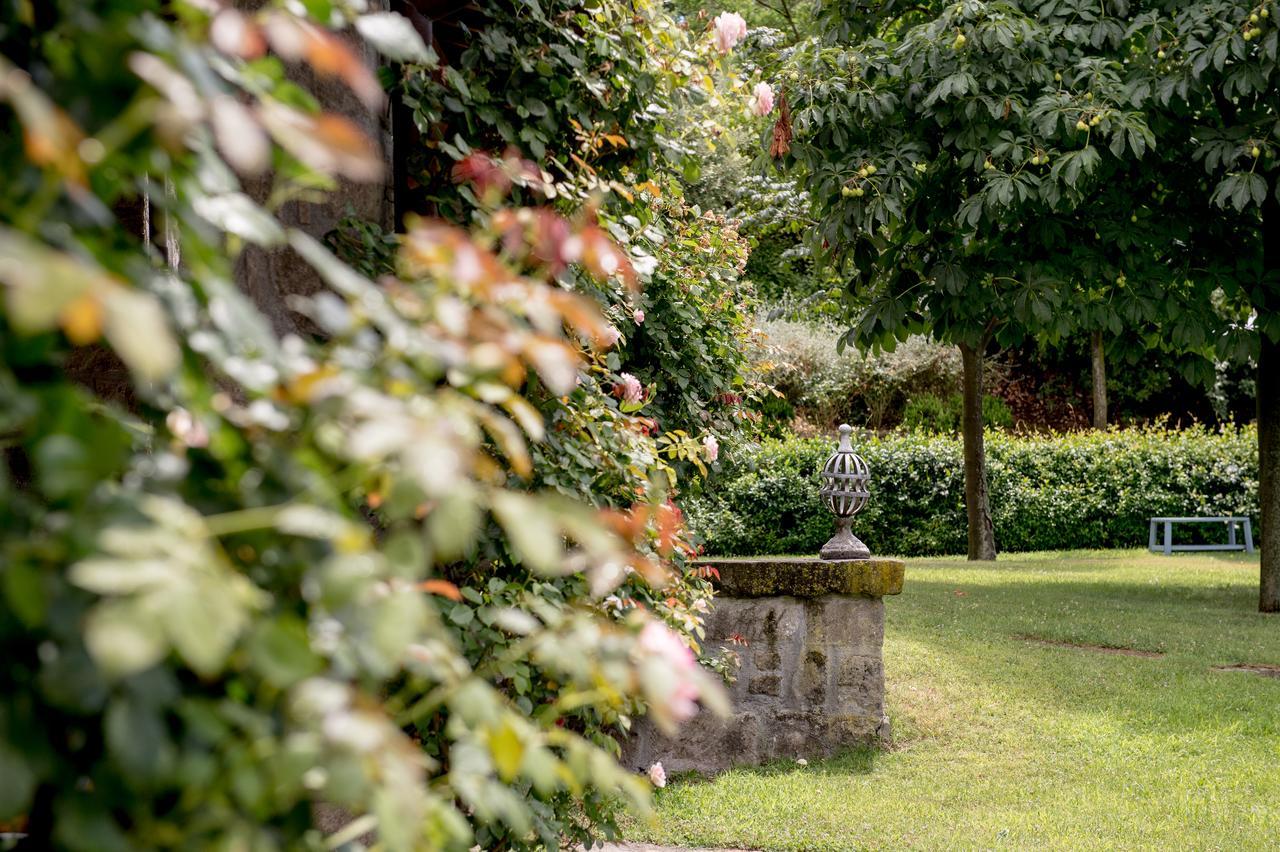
1164, 521, 1173, 555
1148, 520, 1157, 552
1229, 520, 1238, 548
1245, 519, 1256, 555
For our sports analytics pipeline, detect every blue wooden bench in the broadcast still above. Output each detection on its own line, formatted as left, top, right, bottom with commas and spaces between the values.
1147, 516, 1255, 555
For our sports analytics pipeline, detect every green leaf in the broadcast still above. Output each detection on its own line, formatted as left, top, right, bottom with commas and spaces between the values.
489, 720, 524, 782
191, 193, 285, 246
356, 12, 434, 63
0, 742, 35, 820
106, 695, 175, 783
83, 601, 167, 678
3, 561, 45, 627
491, 492, 563, 574
34, 435, 92, 500
427, 491, 481, 562
248, 617, 322, 689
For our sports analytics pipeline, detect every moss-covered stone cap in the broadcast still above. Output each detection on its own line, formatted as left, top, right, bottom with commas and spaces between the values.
698, 557, 905, 598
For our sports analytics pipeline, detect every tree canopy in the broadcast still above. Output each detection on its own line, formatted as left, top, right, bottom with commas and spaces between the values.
776, 0, 1278, 588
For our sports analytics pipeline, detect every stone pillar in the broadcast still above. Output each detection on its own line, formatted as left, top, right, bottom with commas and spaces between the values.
624, 557, 904, 774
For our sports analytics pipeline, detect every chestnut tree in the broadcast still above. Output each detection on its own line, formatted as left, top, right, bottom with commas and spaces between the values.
778, 0, 1247, 561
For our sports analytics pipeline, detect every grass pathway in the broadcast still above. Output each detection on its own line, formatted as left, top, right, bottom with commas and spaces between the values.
624, 550, 1280, 850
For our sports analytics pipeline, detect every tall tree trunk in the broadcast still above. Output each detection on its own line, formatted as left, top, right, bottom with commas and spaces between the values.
1090, 329, 1107, 430
1262, 190, 1280, 613
959, 341, 997, 561
1262, 334, 1279, 612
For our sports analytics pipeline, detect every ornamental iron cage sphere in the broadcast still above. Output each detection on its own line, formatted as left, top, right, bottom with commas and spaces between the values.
818, 424, 872, 560
819, 425, 870, 518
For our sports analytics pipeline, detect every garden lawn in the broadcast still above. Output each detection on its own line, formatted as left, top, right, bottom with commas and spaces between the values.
626, 549, 1280, 851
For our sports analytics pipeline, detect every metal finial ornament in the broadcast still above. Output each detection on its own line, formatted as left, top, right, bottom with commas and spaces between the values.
818, 424, 871, 560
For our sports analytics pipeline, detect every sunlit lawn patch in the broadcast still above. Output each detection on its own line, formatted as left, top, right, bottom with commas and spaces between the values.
626, 549, 1280, 850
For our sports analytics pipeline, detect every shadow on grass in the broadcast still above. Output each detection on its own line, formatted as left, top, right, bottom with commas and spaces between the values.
897, 571, 1264, 617
906, 548, 1259, 569
879, 572, 1280, 741
662, 747, 880, 789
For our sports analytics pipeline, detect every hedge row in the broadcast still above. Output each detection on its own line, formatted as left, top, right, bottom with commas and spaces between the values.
687, 427, 1259, 556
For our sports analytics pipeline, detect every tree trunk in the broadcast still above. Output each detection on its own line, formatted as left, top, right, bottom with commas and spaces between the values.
1262, 189, 1280, 613
1090, 329, 1107, 430
1262, 335, 1280, 611
959, 341, 997, 561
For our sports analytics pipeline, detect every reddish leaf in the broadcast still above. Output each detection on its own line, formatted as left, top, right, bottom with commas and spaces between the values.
419, 579, 462, 601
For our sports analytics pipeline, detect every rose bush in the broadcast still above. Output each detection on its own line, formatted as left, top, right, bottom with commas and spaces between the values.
0, 2, 733, 850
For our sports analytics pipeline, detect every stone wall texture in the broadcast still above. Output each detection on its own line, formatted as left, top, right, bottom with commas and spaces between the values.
623, 558, 902, 775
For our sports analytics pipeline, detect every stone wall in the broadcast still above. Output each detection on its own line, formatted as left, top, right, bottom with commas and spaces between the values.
624, 557, 904, 775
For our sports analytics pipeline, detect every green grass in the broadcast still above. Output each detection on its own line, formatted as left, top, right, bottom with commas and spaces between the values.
626, 549, 1280, 850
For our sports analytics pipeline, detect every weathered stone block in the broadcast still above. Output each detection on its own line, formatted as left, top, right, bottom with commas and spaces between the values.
623, 710, 763, 775
624, 556, 905, 774
700, 557, 905, 598
753, 647, 781, 671
748, 674, 781, 697
834, 654, 883, 714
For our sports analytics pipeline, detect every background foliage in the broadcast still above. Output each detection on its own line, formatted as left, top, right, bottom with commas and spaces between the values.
688, 426, 1259, 556
753, 320, 962, 430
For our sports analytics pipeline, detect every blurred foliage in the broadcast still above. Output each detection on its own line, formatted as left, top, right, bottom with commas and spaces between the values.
999, 339, 1259, 430
901, 393, 1013, 434
333, 11, 776, 843
603, 194, 770, 467
665, 0, 823, 40
355, 0, 776, 482
399, 0, 740, 219
743, 238, 843, 320
688, 426, 1259, 556
0, 2, 733, 850
753, 320, 962, 429
673, 24, 845, 320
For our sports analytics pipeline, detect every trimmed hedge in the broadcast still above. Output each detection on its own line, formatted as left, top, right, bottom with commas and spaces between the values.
689, 427, 1259, 556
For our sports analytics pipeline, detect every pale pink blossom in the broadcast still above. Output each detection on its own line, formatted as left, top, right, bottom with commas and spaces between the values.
703, 434, 720, 462
561, 234, 584, 263
750, 82, 775, 117
633, 308, 646, 325
451, 244, 483, 285
666, 680, 699, 723
648, 762, 667, 788
599, 248, 620, 275
638, 621, 700, 722
713, 11, 748, 54
619, 372, 644, 405
601, 324, 622, 347
639, 620, 696, 667
166, 408, 209, 448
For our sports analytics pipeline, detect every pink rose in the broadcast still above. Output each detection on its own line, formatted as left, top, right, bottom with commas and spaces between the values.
712, 12, 747, 54
601, 324, 622, 347
703, 434, 720, 462
619, 372, 644, 405
638, 621, 700, 723
750, 82, 775, 117
639, 621, 696, 667
667, 681, 700, 723
633, 308, 645, 325
648, 762, 667, 788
